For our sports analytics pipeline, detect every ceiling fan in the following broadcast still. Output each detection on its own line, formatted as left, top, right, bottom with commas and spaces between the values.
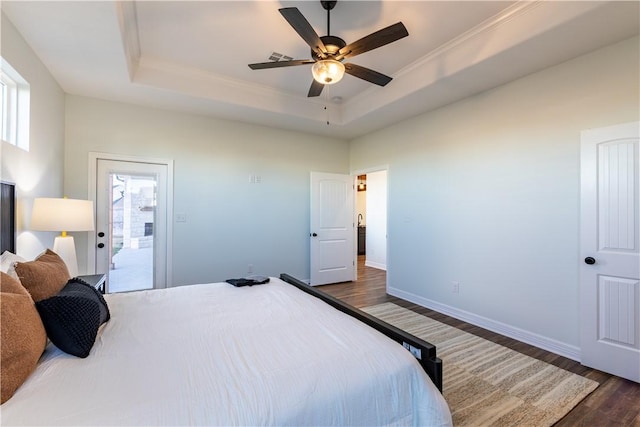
248, 1, 409, 97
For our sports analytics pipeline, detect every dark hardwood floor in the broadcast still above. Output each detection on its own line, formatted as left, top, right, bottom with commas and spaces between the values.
319, 256, 640, 426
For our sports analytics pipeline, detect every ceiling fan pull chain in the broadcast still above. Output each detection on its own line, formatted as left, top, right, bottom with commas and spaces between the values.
325, 86, 331, 125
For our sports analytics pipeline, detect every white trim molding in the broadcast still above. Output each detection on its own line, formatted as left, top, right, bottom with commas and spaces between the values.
387, 285, 582, 362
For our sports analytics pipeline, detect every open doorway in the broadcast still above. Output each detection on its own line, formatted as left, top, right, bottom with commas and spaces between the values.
355, 169, 387, 272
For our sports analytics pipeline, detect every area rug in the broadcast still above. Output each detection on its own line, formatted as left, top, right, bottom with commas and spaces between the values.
362, 303, 599, 426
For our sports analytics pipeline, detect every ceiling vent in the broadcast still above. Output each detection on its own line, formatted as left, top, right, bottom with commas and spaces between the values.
268, 52, 294, 62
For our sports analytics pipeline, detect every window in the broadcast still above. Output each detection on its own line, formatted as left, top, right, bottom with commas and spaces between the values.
1, 58, 30, 150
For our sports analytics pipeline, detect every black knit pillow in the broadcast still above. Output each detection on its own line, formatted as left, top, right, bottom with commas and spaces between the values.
35, 279, 110, 358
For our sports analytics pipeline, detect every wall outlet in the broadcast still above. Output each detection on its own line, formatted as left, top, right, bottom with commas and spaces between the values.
176, 213, 187, 223
452, 281, 460, 294
247, 264, 253, 274
403, 342, 422, 360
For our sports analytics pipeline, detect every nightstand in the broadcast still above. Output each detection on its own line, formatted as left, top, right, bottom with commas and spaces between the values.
77, 274, 107, 294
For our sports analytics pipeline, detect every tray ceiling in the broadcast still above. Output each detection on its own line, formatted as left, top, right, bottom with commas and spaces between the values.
2, 1, 638, 139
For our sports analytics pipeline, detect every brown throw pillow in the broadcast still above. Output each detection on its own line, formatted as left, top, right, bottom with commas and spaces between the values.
0, 272, 48, 404
14, 249, 71, 302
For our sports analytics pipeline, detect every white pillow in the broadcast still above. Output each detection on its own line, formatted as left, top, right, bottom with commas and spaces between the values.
0, 251, 26, 281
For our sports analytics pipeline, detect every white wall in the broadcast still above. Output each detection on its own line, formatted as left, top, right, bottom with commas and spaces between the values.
64, 95, 349, 283
349, 36, 640, 356
365, 170, 387, 270
0, 13, 65, 260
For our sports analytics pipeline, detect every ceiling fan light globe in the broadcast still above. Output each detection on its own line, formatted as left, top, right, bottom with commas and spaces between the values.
312, 60, 345, 85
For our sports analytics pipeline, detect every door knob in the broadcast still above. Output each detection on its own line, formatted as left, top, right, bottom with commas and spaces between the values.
584, 257, 596, 265
97, 243, 105, 249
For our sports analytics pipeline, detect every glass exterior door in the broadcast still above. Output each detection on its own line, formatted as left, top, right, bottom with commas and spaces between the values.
96, 160, 167, 293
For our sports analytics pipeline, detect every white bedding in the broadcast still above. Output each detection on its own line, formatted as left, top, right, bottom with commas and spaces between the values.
1, 278, 452, 426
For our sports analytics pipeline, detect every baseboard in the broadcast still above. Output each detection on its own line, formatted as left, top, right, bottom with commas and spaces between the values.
387, 286, 581, 362
364, 260, 387, 271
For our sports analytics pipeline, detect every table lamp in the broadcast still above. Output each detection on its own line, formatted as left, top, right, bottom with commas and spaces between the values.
30, 197, 94, 277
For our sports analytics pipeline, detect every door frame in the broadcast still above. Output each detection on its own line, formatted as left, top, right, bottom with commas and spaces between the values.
87, 152, 174, 286
351, 165, 389, 288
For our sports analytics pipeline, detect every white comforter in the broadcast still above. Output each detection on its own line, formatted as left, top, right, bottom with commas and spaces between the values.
1, 278, 452, 426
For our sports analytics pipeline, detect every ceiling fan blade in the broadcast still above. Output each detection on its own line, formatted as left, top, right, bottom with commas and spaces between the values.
308, 79, 324, 97
279, 7, 327, 57
248, 59, 315, 70
337, 22, 408, 60
344, 63, 392, 86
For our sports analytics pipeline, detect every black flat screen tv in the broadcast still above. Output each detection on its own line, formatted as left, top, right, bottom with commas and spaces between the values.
1, 181, 16, 253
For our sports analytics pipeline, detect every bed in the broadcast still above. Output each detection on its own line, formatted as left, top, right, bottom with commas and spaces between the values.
0, 188, 452, 426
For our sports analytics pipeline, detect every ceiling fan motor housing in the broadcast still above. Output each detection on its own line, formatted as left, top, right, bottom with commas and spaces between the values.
320, 1, 337, 11
312, 35, 346, 59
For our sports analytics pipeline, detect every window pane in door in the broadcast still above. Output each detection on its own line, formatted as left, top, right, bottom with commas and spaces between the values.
108, 173, 156, 292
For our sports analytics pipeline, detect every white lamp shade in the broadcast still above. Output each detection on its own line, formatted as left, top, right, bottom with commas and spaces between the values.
311, 60, 345, 85
31, 198, 94, 232
31, 198, 94, 277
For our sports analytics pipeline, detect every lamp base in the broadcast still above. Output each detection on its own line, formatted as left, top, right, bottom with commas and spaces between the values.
53, 235, 79, 278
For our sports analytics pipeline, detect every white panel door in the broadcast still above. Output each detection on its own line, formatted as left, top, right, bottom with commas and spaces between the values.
580, 121, 640, 383
310, 172, 355, 286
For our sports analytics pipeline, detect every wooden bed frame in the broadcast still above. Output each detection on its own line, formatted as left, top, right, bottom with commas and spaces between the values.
280, 273, 443, 392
